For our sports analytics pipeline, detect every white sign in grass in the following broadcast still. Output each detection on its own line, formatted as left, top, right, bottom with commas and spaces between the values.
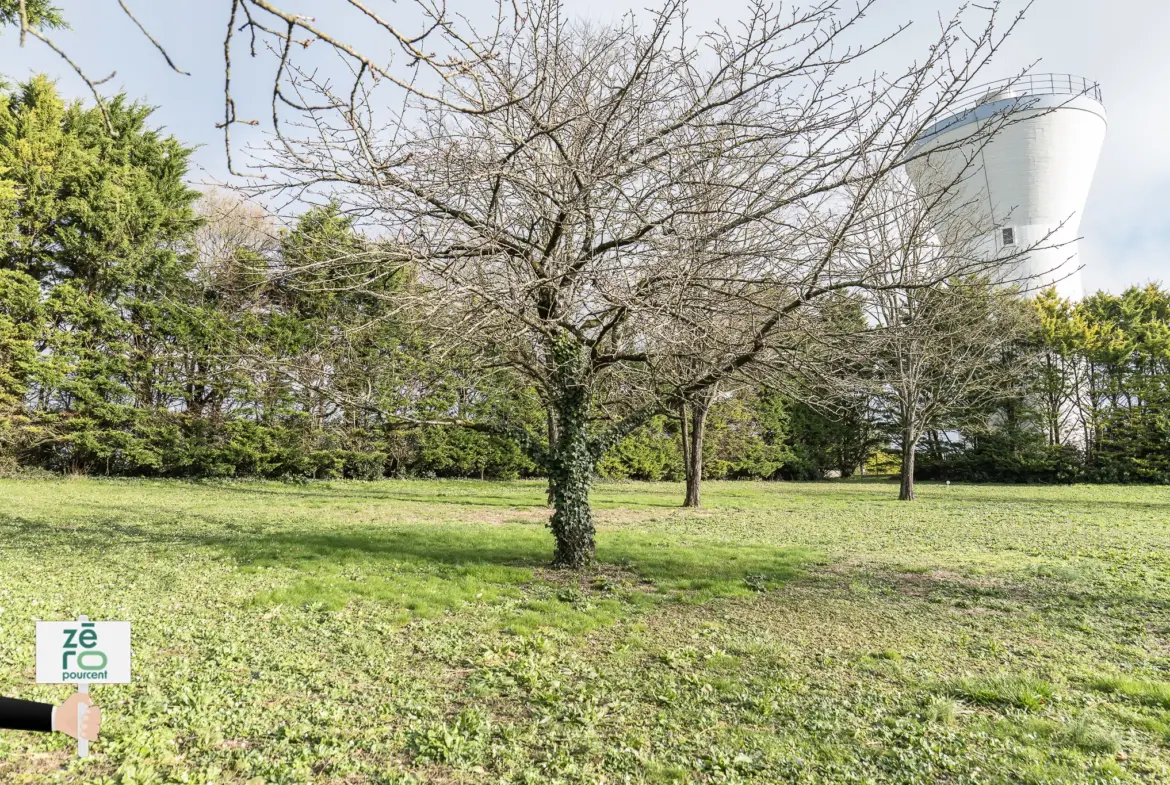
36, 616, 130, 758
36, 618, 131, 684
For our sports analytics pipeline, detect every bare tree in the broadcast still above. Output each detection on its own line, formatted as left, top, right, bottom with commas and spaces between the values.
666, 304, 857, 507
851, 171, 1039, 501
877, 280, 1033, 500
239, 0, 1041, 567
191, 188, 279, 298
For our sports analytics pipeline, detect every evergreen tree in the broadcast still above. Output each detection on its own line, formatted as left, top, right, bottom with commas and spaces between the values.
0, 76, 200, 472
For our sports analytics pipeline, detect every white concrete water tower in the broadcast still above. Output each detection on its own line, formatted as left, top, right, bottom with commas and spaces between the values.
907, 74, 1107, 301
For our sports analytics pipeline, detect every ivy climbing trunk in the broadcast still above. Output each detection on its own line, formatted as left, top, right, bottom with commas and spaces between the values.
548, 397, 594, 568
547, 338, 595, 569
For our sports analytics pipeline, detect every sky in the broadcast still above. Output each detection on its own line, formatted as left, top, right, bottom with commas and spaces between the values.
0, 0, 1165, 294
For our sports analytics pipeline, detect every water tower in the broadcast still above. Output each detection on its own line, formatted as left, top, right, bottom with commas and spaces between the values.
906, 74, 1107, 301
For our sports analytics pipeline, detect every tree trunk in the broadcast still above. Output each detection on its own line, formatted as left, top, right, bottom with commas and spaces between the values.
683, 390, 712, 508
899, 428, 917, 501
547, 357, 595, 568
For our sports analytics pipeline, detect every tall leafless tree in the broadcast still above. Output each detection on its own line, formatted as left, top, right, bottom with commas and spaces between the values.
240, 0, 1044, 567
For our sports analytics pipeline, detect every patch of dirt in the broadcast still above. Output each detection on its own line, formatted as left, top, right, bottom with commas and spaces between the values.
0, 751, 75, 782
818, 561, 1009, 597
469, 508, 549, 526
217, 738, 252, 751
530, 561, 656, 593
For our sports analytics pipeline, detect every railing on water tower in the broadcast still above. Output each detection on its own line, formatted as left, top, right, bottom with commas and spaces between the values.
946, 73, 1103, 118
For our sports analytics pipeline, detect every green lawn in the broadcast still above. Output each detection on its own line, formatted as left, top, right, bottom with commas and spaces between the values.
1, 478, 1169, 784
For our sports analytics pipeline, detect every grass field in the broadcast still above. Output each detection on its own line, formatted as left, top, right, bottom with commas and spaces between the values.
1, 478, 1169, 784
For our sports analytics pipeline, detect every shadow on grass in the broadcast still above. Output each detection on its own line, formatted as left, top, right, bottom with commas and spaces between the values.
223, 527, 813, 606
0, 508, 813, 626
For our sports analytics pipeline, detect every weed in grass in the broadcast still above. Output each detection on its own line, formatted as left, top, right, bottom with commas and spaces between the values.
998, 715, 1121, 756
924, 697, 959, 726
1089, 675, 1170, 709
951, 673, 1057, 710
1055, 716, 1122, 755
1110, 706, 1170, 743
505, 596, 624, 635
406, 708, 491, 765
644, 761, 692, 784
